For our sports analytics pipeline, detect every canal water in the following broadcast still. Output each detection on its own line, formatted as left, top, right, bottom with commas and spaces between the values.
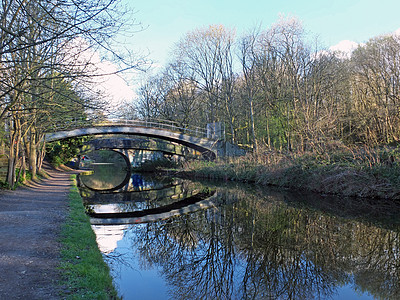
79, 163, 400, 300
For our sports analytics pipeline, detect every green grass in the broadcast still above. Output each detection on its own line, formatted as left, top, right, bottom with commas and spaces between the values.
59, 175, 120, 299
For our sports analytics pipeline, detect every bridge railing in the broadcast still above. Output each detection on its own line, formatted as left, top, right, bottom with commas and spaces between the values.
104, 119, 209, 139
50, 117, 211, 140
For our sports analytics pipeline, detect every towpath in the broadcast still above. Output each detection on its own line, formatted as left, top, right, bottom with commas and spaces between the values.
0, 164, 77, 299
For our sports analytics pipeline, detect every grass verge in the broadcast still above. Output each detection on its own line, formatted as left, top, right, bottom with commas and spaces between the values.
59, 174, 119, 299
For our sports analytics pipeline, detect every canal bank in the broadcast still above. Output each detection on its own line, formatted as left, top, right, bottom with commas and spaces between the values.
180, 147, 400, 200
0, 163, 117, 299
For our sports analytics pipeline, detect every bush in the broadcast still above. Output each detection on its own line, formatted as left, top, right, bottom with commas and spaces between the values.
46, 137, 90, 166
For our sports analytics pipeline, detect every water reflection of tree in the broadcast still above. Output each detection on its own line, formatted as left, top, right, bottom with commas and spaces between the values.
233, 197, 341, 300
125, 187, 400, 300
80, 164, 128, 190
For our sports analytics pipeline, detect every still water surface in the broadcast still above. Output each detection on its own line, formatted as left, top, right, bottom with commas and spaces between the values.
79, 164, 400, 300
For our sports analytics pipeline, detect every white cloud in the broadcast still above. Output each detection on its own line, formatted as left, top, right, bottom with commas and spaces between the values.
329, 40, 359, 58
328, 28, 400, 59
61, 38, 136, 113
93, 60, 136, 108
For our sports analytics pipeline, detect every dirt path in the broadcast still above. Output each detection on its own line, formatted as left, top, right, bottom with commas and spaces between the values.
0, 164, 78, 299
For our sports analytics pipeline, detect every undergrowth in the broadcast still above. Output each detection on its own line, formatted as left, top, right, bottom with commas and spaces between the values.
181, 145, 400, 199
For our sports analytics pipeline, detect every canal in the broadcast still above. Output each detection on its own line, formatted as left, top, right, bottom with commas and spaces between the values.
78, 159, 400, 300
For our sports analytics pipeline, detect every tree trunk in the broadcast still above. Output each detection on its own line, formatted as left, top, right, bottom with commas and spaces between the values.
37, 138, 46, 172
29, 127, 37, 179
7, 116, 21, 187
249, 96, 257, 151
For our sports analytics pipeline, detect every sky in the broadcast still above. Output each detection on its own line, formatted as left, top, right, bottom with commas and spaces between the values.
105, 0, 400, 107
125, 0, 400, 66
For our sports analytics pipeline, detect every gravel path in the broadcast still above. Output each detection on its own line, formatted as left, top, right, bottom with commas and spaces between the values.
0, 164, 77, 299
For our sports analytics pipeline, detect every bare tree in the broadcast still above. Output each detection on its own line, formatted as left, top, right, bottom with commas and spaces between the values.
238, 28, 261, 150
0, 0, 144, 186
174, 25, 231, 124
162, 61, 201, 127
351, 34, 400, 144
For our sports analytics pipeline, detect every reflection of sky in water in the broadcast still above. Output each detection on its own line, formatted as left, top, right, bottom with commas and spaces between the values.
98, 225, 376, 300
92, 225, 128, 254
110, 229, 168, 300
130, 174, 146, 189
88, 202, 171, 214
332, 285, 374, 300
88, 204, 122, 214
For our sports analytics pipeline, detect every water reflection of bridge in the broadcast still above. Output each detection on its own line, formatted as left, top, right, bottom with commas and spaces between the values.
79, 170, 219, 225
83, 182, 201, 204
89, 191, 218, 225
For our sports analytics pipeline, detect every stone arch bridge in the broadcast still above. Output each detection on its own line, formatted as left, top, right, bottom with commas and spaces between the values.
45, 119, 245, 159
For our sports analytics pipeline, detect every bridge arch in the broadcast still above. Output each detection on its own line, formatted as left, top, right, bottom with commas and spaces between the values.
79, 137, 189, 157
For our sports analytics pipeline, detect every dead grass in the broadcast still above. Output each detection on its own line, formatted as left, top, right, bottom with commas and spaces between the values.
182, 145, 400, 199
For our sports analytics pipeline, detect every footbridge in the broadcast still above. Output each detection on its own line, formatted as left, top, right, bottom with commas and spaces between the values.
45, 119, 245, 159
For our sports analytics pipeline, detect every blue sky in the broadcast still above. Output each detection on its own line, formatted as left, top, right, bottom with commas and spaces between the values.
124, 0, 400, 66
103, 0, 399, 107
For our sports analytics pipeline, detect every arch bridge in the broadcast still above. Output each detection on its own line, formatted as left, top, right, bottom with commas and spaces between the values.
45, 119, 245, 159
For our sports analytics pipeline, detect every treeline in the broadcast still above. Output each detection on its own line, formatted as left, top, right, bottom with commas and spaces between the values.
131, 16, 400, 152
0, 0, 138, 187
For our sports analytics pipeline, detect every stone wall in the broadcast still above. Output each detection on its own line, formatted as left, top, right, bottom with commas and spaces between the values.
214, 141, 246, 158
